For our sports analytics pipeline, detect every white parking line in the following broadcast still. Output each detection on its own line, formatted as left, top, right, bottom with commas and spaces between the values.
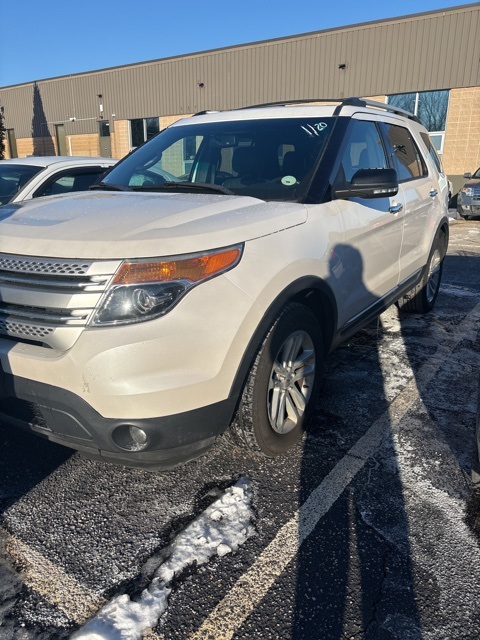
187, 302, 480, 640
1, 303, 478, 638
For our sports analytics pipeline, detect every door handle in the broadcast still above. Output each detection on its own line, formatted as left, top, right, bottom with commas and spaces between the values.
430, 189, 438, 197
389, 203, 403, 214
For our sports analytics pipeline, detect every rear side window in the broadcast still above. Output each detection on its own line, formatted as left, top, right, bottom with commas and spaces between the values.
33, 168, 107, 198
381, 124, 427, 182
420, 132, 444, 174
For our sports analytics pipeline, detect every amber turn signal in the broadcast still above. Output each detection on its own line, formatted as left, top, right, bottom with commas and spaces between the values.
113, 246, 242, 285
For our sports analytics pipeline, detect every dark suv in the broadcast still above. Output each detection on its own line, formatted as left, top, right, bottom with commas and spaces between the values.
457, 167, 480, 219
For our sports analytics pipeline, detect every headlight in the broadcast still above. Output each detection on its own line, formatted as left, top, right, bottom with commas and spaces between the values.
91, 244, 243, 326
462, 187, 474, 197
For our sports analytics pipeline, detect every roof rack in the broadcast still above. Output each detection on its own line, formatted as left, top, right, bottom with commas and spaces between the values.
193, 110, 221, 116
196, 96, 420, 123
237, 98, 344, 109
336, 97, 420, 123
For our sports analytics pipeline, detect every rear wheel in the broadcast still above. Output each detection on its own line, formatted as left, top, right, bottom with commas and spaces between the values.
230, 303, 323, 456
397, 233, 446, 314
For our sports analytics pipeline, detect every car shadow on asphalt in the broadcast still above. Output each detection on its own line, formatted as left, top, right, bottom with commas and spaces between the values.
0, 420, 72, 636
291, 244, 424, 640
402, 250, 480, 550
292, 248, 480, 639
0, 421, 72, 515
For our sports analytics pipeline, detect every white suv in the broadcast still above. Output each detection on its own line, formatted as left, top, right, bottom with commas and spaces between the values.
0, 98, 449, 468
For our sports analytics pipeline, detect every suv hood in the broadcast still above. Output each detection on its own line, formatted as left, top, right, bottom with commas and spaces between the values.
0, 191, 307, 258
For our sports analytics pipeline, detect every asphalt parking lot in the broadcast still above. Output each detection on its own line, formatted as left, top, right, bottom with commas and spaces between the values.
0, 216, 479, 640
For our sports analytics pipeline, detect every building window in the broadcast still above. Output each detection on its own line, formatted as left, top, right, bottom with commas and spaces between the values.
130, 117, 159, 148
387, 90, 449, 157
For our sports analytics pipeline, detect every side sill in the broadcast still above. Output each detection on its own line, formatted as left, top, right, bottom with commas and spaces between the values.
334, 269, 423, 347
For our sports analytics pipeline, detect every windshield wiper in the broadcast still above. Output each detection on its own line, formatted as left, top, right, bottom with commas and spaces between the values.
90, 182, 130, 191
130, 182, 235, 195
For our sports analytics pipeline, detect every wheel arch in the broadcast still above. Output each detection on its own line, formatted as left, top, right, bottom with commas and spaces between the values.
227, 276, 337, 421
436, 216, 450, 257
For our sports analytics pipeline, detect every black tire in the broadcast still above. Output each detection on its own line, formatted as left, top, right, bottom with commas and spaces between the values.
397, 233, 446, 314
230, 303, 323, 457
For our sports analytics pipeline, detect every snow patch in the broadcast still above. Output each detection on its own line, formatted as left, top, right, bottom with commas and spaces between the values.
72, 477, 255, 640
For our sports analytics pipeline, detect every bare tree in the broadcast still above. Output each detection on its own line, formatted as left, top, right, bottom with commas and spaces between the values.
389, 90, 449, 132
388, 93, 416, 114
417, 91, 449, 132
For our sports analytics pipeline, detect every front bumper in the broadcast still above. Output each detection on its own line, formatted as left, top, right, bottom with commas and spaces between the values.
0, 372, 236, 469
457, 199, 480, 216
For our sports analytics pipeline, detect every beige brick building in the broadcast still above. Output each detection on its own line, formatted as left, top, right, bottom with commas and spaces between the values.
1, 4, 479, 193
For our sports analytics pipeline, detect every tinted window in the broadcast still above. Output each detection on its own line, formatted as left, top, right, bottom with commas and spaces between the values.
335, 120, 388, 183
387, 91, 449, 159
381, 124, 427, 182
388, 90, 449, 133
146, 118, 159, 140
130, 117, 160, 148
388, 93, 416, 115
131, 119, 145, 148
34, 168, 107, 198
0, 164, 43, 205
106, 117, 335, 202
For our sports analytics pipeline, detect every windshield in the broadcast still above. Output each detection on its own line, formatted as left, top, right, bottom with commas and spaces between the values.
0, 164, 43, 205
102, 117, 334, 201
473, 168, 480, 179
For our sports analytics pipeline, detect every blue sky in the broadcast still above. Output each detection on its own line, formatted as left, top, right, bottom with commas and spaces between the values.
0, 0, 473, 87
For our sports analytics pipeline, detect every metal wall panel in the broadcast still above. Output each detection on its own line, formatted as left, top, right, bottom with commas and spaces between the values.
1, 4, 479, 139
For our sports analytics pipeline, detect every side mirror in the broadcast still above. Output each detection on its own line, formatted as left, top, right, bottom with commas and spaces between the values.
463, 172, 472, 179
332, 168, 399, 200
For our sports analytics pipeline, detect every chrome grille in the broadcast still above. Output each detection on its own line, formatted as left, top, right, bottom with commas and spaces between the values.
0, 320, 54, 340
0, 253, 121, 348
0, 256, 92, 275
0, 271, 108, 291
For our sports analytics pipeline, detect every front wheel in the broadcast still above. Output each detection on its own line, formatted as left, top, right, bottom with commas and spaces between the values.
230, 303, 323, 457
397, 233, 446, 314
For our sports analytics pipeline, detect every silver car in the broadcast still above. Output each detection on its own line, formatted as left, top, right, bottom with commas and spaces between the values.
0, 156, 117, 206
457, 167, 480, 219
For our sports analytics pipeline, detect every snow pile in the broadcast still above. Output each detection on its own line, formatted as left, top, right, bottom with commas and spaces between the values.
72, 477, 255, 640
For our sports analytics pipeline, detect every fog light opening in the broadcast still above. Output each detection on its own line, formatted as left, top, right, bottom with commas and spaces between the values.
112, 424, 150, 451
